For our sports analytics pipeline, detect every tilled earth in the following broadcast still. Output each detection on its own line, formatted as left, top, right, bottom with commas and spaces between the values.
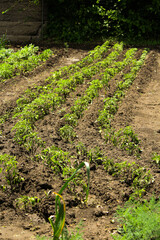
0, 45, 160, 240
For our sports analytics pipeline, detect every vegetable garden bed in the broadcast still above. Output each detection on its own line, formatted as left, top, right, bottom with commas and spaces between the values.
0, 41, 160, 240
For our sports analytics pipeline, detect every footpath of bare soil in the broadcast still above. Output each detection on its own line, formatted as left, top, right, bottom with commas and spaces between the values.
0, 45, 160, 240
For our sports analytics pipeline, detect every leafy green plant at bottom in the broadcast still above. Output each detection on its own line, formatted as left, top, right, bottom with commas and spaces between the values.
113, 197, 160, 240
48, 161, 90, 240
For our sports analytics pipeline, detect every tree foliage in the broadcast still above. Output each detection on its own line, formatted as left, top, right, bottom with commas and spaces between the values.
45, 0, 160, 42
2, 0, 160, 42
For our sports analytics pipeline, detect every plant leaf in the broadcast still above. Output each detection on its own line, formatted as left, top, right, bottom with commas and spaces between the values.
58, 161, 90, 201
49, 192, 66, 239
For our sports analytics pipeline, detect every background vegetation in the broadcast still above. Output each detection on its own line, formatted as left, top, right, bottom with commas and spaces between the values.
45, 0, 160, 43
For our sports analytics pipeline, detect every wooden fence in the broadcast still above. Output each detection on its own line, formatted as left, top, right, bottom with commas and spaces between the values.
0, 0, 47, 43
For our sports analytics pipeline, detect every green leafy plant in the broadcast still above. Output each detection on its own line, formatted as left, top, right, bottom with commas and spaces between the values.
16, 195, 40, 211
38, 145, 71, 174
0, 48, 13, 62
0, 154, 24, 191
76, 142, 87, 157
152, 153, 160, 167
59, 125, 77, 142
113, 197, 160, 240
63, 113, 78, 127
107, 126, 141, 156
12, 119, 45, 154
98, 49, 148, 131
87, 146, 104, 165
0, 45, 53, 81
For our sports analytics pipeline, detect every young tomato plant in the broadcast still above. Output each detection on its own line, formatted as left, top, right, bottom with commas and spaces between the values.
0, 154, 24, 191
38, 145, 71, 174
59, 125, 77, 142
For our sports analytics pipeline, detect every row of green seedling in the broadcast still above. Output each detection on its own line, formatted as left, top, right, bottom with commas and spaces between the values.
13, 42, 122, 125
12, 43, 123, 153
0, 44, 53, 81
14, 42, 121, 115
0, 47, 14, 62
59, 48, 138, 142
3, 44, 39, 63
98, 49, 148, 129
14, 41, 111, 110
40, 141, 154, 201
103, 157, 154, 200
97, 49, 148, 155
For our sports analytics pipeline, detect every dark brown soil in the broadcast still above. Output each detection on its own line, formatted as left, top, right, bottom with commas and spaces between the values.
0, 46, 160, 240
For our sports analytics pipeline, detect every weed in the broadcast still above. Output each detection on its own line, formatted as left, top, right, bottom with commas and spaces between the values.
0, 34, 8, 48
